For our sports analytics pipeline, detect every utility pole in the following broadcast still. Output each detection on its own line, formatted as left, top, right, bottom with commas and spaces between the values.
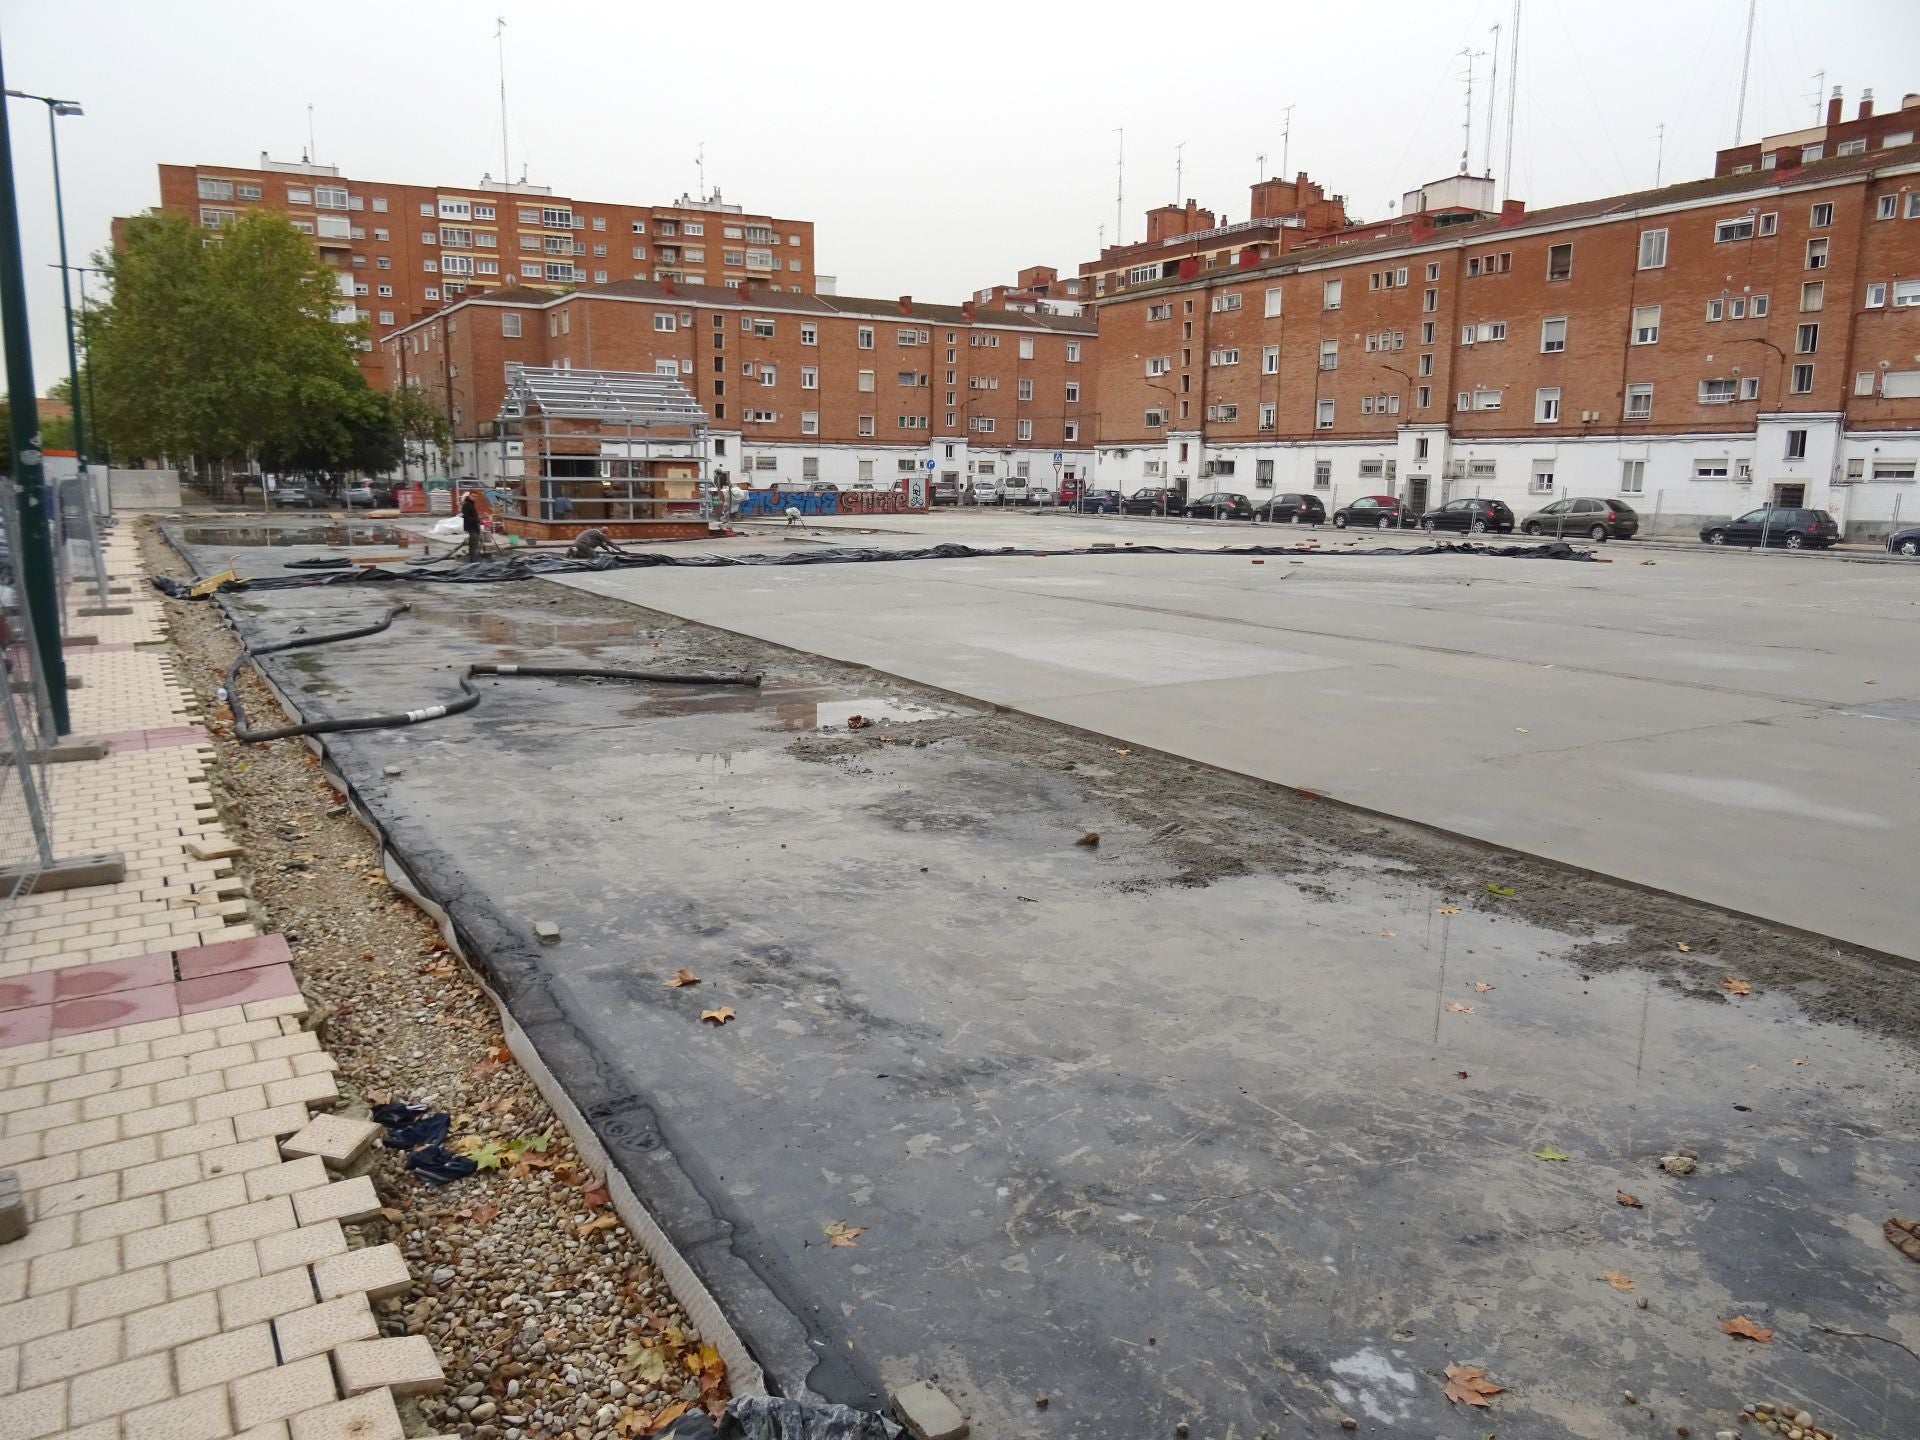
1459, 48, 1484, 176
1484, 22, 1501, 176
1654, 122, 1666, 187
1502, 0, 1521, 199
1113, 127, 1125, 245
1280, 104, 1294, 178
1733, 0, 1757, 144
496, 17, 511, 194
1173, 141, 1185, 202
695, 141, 705, 201
305, 102, 315, 163
0, 39, 69, 730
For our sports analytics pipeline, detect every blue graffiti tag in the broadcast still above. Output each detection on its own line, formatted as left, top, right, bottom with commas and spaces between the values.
737, 489, 841, 516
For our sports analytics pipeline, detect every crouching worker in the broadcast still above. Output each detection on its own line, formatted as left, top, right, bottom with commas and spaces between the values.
567, 527, 622, 560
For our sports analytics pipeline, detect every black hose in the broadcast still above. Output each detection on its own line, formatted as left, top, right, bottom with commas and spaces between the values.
221, 604, 760, 744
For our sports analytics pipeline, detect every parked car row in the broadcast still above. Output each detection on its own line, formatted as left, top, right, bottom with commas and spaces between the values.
1698, 507, 1841, 549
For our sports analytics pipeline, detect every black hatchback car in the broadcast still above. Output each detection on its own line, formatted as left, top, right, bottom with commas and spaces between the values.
1421, 497, 1516, 534
1699, 507, 1841, 549
1332, 494, 1411, 530
1259, 492, 1326, 525
1183, 492, 1254, 520
1887, 526, 1920, 557
1073, 488, 1123, 514
1123, 487, 1181, 515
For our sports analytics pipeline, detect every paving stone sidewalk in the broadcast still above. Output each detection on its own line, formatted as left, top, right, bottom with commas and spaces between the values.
2, 522, 445, 1440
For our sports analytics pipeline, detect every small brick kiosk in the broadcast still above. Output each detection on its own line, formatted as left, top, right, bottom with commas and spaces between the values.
492, 366, 714, 542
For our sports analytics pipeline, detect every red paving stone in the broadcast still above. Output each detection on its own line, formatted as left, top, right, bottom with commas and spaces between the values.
50, 983, 182, 1036
53, 952, 175, 1001
177, 962, 299, 1014
0, 1002, 54, 1048
176, 933, 293, 979
0, 971, 59, 1013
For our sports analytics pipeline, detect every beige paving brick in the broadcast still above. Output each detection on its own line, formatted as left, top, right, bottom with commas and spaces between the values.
278, 1116, 379, 1172
175, 1323, 276, 1391
29, 1170, 119, 1220
123, 1154, 203, 1200
155, 1074, 224, 1106
125, 1215, 212, 1271
60, 1420, 120, 1440
242, 1158, 328, 1204
288, 1054, 337, 1079
79, 1133, 160, 1178
12, 1057, 80, 1086
81, 1192, 166, 1245
122, 1385, 233, 1440
200, 1138, 280, 1181
166, 1241, 259, 1301
116, 1018, 183, 1045
231, 1106, 309, 1144
51, 1030, 118, 1059
263, 1074, 337, 1112
82, 1085, 158, 1121
269, 1293, 375, 1363
152, 1033, 218, 1061
0, 1039, 49, 1064
0, 1379, 66, 1440
70, 1351, 174, 1426
119, 1058, 190, 1089
0, 1260, 26, 1306
193, 1089, 266, 1125
186, 1045, 258, 1077
328, 1334, 442, 1398
253, 1221, 345, 1277
222, 1059, 294, 1091
251, 1034, 319, 1063
18, 1316, 121, 1389
290, 1177, 380, 1229
182, 1008, 248, 1036
0, 1084, 47, 1117
0, 1131, 42, 1166
123, 1291, 220, 1358
73, 1265, 168, 1325
10, 1151, 79, 1191
208, 1196, 295, 1249
123, 1101, 196, 1139
285, 1387, 400, 1440
242, 997, 308, 1024
5, 1099, 80, 1134
310, 1244, 410, 1304
229, 1352, 336, 1430
158, 1119, 238, 1160
40, 1115, 121, 1157
3, 1212, 76, 1264
47, 1071, 117, 1102
0, 1292, 71, 1348
214, 1022, 282, 1048
215, 1267, 312, 1331
162, 1175, 248, 1224
232, 1425, 288, 1440
0, 1340, 15, 1394
84, 1041, 153, 1073
26, 1237, 120, 1296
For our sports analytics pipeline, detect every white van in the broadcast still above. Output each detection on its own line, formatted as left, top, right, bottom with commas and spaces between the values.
998, 476, 1029, 506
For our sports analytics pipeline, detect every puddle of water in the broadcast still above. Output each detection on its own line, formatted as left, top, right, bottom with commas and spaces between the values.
181, 524, 411, 547
814, 697, 952, 729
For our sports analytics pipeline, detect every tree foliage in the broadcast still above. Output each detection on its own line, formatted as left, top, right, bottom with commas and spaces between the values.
88, 211, 396, 475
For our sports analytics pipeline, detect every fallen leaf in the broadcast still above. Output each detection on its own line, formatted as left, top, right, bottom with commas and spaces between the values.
1379, 928, 1398, 938
1514, 726, 1530, 733
700, 1007, 735, 1026
582, 1178, 612, 1210
1720, 977, 1752, 996
1675, 941, 1692, 953
1616, 1190, 1642, 1208
368, 1090, 392, 1106
642, 1402, 691, 1436
378, 1206, 405, 1223
1864, 678, 1878, 684
1600, 1269, 1635, 1291
667, 968, 701, 987
1472, 981, 1496, 992
1442, 1362, 1506, 1407
1438, 904, 1462, 915
823, 1221, 866, 1248
1746, 1062, 1762, 1070
1885, 1216, 1920, 1262
1113, 748, 1131, 756
473, 1203, 499, 1226
1486, 883, 1517, 898
469, 1141, 505, 1171
1718, 1314, 1774, 1344
1455, 1070, 1471, 1080
1443, 1000, 1475, 1013
1074, 831, 1101, 847
623, 1339, 667, 1384
1533, 1144, 1571, 1162
577, 1213, 620, 1238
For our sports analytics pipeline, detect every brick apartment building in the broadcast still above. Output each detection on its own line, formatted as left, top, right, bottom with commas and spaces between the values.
156, 155, 816, 385
1086, 145, 1920, 538
381, 281, 1096, 502
1716, 88, 1920, 175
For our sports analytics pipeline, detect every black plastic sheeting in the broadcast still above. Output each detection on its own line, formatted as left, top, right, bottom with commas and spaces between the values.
154, 538, 1594, 597
660, 1397, 897, 1440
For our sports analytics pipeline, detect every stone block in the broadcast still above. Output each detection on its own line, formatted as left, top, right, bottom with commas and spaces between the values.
892, 1380, 969, 1440
279, 1115, 379, 1172
271, 1293, 376, 1362
291, 1176, 380, 1228
229, 1353, 337, 1430
328, 1335, 444, 1397
312, 1243, 410, 1302
287, 1389, 402, 1440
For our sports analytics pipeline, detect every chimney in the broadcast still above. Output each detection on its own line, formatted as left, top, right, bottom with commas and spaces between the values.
1177, 257, 1200, 280
1499, 198, 1527, 226
661, 277, 675, 296
898, 294, 913, 314
1905, 93, 1920, 111
1827, 85, 1843, 128
960, 299, 976, 322
1859, 88, 1875, 120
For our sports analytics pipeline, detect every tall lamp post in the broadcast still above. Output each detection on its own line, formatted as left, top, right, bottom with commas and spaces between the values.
4, 90, 84, 468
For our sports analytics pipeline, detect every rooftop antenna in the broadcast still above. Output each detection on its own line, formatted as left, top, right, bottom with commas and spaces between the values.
1174, 141, 1185, 202
1255, 150, 1266, 183
1810, 69, 1825, 124
1502, 0, 1520, 200
696, 142, 705, 201
1733, 0, 1757, 143
495, 16, 511, 191
1484, 21, 1501, 176
1280, 104, 1295, 177
1114, 126, 1125, 245
1654, 121, 1666, 186
305, 103, 315, 164
1459, 47, 1485, 175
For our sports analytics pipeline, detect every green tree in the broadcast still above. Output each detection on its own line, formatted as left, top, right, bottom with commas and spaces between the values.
389, 382, 449, 478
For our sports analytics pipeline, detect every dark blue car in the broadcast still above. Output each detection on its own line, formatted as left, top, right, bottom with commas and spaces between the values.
1074, 488, 1122, 514
1888, 526, 1920, 557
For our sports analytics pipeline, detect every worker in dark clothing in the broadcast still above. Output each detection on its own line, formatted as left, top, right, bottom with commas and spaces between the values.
566, 527, 621, 560
460, 492, 482, 561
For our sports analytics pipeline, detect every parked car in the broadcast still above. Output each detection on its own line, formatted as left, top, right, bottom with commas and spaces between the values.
1259, 493, 1326, 525
1698, 507, 1840, 549
268, 481, 323, 509
1520, 497, 1640, 541
1074, 488, 1123, 514
972, 478, 1001, 505
342, 483, 376, 507
931, 477, 961, 506
1421, 497, 1516, 534
1027, 481, 1057, 506
999, 476, 1029, 505
1331, 494, 1411, 530
1886, 526, 1920, 557
1183, 492, 1255, 520
1123, 487, 1180, 515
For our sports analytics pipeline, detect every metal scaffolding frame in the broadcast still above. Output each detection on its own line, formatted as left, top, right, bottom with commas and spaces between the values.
497, 366, 711, 524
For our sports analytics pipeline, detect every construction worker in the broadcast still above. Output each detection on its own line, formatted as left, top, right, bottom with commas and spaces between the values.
460, 491, 482, 561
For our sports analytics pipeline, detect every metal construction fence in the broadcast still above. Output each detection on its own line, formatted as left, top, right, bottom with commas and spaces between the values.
51, 470, 110, 634
0, 476, 60, 917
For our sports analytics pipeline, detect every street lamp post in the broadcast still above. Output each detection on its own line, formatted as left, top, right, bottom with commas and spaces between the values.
4, 90, 84, 469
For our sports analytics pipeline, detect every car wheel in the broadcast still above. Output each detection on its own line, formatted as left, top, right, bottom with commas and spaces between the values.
1707, 530, 1728, 546
1589, 524, 1608, 542
1785, 531, 1806, 549
1422, 518, 1438, 532
1290, 514, 1301, 525
1470, 519, 1489, 534
1900, 538, 1920, 557
1523, 522, 1542, 536
1333, 515, 1348, 529
1377, 517, 1391, 531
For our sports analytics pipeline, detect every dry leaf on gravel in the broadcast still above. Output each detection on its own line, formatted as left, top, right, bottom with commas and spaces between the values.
1074, 831, 1101, 847
641, 1400, 691, 1434
667, 968, 701, 987
1675, 940, 1692, 952
1617, 1190, 1642, 1208
1379, 928, 1397, 938
583, 1178, 612, 1210
472, 1203, 499, 1225
1884, 1216, 1920, 1262
823, 1221, 866, 1248
578, 1213, 620, 1238
700, 1007, 735, 1025
1600, 1270, 1635, 1290
1533, 1144, 1571, 1161
1443, 1001, 1475, 1013
1720, 977, 1753, 996
1438, 904, 1462, 915
1441, 1363, 1506, 1407
1719, 1315, 1774, 1343
1472, 981, 1495, 992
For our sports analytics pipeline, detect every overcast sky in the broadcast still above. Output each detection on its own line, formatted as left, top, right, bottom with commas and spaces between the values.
3, 0, 1917, 394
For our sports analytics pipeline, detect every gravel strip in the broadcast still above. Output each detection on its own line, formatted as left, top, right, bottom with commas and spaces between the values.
140, 520, 730, 1440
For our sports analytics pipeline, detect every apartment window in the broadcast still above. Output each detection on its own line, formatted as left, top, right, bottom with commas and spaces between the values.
498, 311, 522, 338
1323, 278, 1342, 310
1693, 458, 1730, 480
758, 365, 777, 387
1716, 216, 1755, 243
1879, 194, 1901, 220
1065, 381, 1080, 403
1801, 144, 1825, 163
1209, 348, 1239, 367
1873, 458, 1919, 480
1316, 399, 1335, 429
1204, 403, 1239, 423
1017, 419, 1034, 440
1546, 243, 1572, 281
857, 327, 874, 349
196, 177, 233, 201
1264, 287, 1283, 317
1838, 138, 1866, 157
1210, 291, 1242, 312
287, 187, 313, 205
1807, 201, 1834, 230
1887, 132, 1917, 149
1631, 305, 1661, 344
1064, 421, 1079, 443
373, 227, 389, 242
1625, 383, 1653, 420
1319, 339, 1338, 371
1468, 388, 1503, 411
630, 245, 647, 260
1258, 402, 1277, 430
1422, 288, 1437, 313
1313, 460, 1332, 488
1144, 409, 1166, 428
1805, 237, 1828, 269
1638, 228, 1668, 269
520, 263, 541, 278
315, 185, 348, 209
1798, 280, 1826, 313
857, 369, 875, 392
1856, 370, 1878, 396
1790, 363, 1815, 394
369, 196, 387, 213
423, 287, 439, 300
422, 259, 438, 273
797, 411, 819, 436
1146, 355, 1171, 377
1535, 387, 1561, 423
1541, 317, 1567, 353
353, 282, 369, 296
1018, 378, 1034, 399
1761, 211, 1780, 236
1417, 385, 1431, 408
1752, 294, 1770, 317
1067, 341, 1081, 362
1796, 322, 1819, 354
1261, 344, 1279, 374
1530, 460, 1556, 494
650, 312, 678, 334
750, 318, 776, 338
1699, 378, 1737, 404
854, 414, 874, 437
376, 284, 392, 298
1867, 281, 1888, 307
1620, 459, 1645, 494
1895, 280, 1920, 307
1706, 298, 1725, 322
1785, 428, 1808, 460
1740, 375, 1761, 399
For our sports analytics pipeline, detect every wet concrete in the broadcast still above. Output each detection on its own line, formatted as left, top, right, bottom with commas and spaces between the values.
177, 532, 1920, 1440
181, 521, 413, 548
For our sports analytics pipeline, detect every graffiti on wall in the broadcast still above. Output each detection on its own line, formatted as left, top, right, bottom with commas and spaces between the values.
736, 488, 921, 517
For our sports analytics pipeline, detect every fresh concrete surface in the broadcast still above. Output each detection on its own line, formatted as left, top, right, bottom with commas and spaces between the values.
559, 511, 1920, 960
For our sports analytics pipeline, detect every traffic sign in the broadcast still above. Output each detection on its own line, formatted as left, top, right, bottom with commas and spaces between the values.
1052, 451, 1063, 463
924, 458, 937, 470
